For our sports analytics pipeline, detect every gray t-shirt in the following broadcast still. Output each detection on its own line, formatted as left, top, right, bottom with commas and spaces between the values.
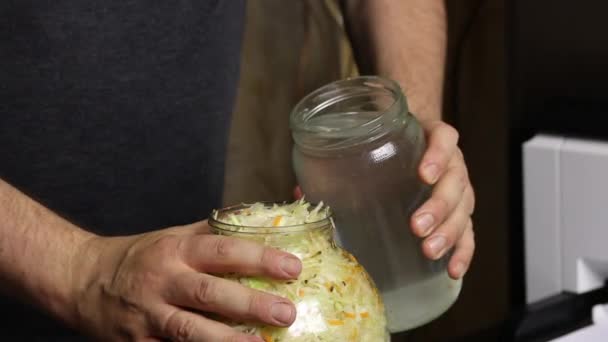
0, 1, 245, 338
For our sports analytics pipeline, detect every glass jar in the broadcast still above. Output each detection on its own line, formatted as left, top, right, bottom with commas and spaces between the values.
209, 204, 390, 342
290, 76, 462, 332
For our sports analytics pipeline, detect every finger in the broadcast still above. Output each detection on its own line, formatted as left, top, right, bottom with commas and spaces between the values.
418, 121, 460, 184
421, 196, 470, 260
179, 235, 302, 279
411, 160, 469, 237
293, 185, 303, 200
155, 306, 263, 342
447, 219, 475, 279
166, 272, 296, 327
465, 184, 476, 215
164, 220, 212, 236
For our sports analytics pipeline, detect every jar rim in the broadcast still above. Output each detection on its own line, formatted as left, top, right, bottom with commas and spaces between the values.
290, 76, 408, 151
208, 202, 334, 234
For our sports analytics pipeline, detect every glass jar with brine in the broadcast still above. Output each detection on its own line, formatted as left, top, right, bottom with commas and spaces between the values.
290, 76, 462, 332
209, 200, 389, 341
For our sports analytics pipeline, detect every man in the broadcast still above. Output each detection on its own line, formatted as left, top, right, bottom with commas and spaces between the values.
0, 0, 474, 340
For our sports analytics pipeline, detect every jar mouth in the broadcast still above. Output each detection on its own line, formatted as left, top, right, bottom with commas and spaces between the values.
290, 76, 408, 151
208, 202, 334, 234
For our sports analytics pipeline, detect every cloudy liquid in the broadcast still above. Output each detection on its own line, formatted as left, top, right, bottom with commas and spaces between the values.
294, 112, 461, 332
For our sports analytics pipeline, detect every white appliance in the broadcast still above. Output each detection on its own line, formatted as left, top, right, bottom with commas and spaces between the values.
523, 134, 608, 340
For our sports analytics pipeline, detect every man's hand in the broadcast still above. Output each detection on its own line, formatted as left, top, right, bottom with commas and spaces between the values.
411, 120, 475, 279
73, 221, 302, 341
293, 120, 475, 279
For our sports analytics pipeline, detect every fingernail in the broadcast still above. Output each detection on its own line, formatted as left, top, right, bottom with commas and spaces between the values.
415, 213, 435, 236
280, 256, 302, 277
271, 302, 295, 325
424, 164, 440, 183
427, 235, 447, 258
452, 262, 466, 279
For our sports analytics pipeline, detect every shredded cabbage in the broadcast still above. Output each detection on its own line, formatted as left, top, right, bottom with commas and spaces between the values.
214, 199, 389, 342
213, 198, 330, 228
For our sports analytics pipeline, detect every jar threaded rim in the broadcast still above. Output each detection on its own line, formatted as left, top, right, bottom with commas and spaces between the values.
290, 76, 409, 151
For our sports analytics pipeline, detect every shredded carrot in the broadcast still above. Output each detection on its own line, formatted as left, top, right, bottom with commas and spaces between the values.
261, 332, 273, 342
327, 319, 344, 326
298, 289, 305, 297
272, 215, 282, 227
344, 311, 357, 319
360, 311, 369, 319
348, 265, 361, 274
347, 253, 357, 262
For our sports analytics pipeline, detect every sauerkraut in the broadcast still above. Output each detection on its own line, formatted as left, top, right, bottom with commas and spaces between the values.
211, 199, 389, 342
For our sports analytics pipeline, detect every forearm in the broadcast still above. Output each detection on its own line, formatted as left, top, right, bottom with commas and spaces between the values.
0, 179, 95, 325
342, 0, 447, 121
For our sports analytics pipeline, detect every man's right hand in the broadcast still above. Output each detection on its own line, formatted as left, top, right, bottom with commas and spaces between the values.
71, 221, 302, 342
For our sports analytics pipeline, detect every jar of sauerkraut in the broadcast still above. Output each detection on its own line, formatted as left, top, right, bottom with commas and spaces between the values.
209, 200, 389, 342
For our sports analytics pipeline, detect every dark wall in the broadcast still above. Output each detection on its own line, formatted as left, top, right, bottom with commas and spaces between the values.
511, 1, 608, 112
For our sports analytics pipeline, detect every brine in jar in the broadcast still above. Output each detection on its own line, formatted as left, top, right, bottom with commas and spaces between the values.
290, 76, 462, 332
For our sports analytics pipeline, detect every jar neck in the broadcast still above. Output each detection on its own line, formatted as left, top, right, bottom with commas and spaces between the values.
209, 225, 336, 255
208, 207, 336, 252
290, 76, 410, 152
208, 223, 334, 239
